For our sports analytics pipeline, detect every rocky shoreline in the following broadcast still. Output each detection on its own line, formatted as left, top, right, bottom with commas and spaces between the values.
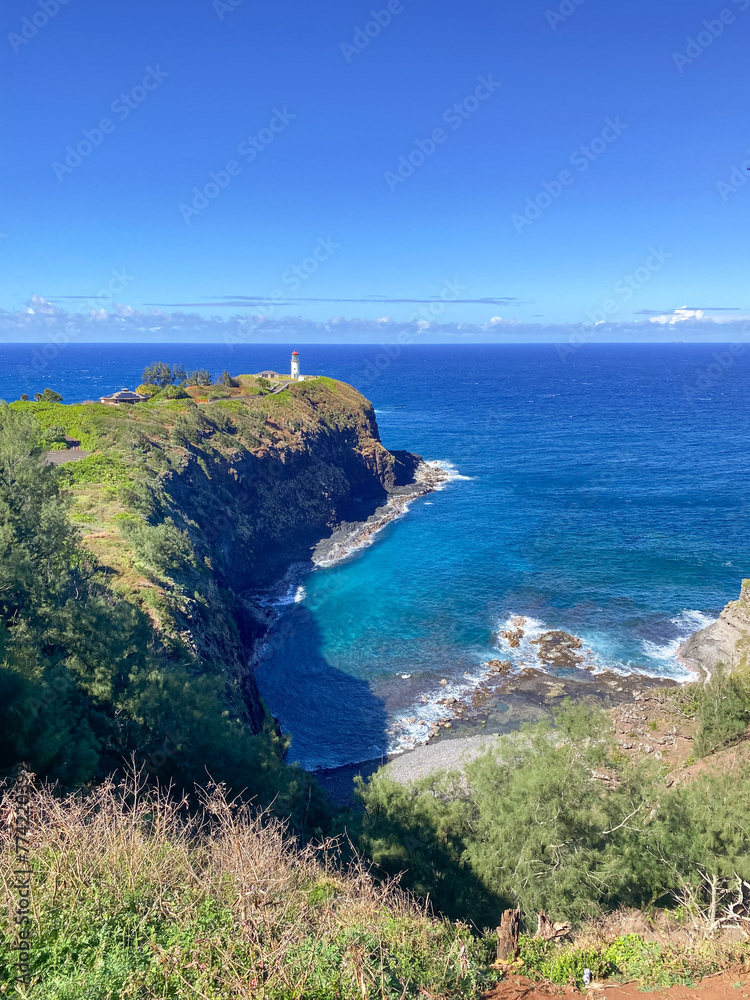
678, 579, 750, 677
311, 460, 450, 567
317, 667, 681, 800
382, 613, 683, 758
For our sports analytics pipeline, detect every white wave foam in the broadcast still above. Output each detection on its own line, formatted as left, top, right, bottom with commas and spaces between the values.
639, 609, 715, 680
670, 609, 715, 632
386, 613, 554, 755
388, 608, 716, 754
638, 637, 697, 681
312, 492, 416, 568
314, 460, 461, 569
254, 567, 309, 611
259, 583, 301, 608
423, 459, 474, 488
385, 661, 490, 755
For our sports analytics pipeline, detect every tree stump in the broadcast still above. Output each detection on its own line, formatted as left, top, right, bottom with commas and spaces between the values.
536, 910, 571, 941
496, 906, 521, 962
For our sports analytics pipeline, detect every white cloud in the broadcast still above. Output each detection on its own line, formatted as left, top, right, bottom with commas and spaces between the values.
649, 306, 706, 325
2, 295, 750, 343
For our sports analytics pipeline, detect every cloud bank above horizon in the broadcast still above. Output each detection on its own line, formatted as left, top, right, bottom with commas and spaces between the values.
2, 296, 750, 345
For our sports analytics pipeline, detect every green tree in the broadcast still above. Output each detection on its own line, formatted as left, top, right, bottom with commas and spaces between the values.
141, 362, 175, 387
135, 383, 160, 398
0, 405, 332, 832
159, 385, 189, 400
220, 371, 239, 388
692, 664, 750, 756
33, 388, 63, 402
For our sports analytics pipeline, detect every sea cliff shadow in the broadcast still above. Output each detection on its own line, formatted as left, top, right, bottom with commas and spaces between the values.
253, 602, 390, 785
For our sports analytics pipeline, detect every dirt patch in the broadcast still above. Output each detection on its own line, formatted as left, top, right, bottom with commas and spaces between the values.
483, 970, 749, 999
607, 689, 750, 786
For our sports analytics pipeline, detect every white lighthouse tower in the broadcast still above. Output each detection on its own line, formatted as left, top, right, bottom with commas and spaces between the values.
290, 349, 300, 380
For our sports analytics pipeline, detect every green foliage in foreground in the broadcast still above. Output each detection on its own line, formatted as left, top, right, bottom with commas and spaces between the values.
0, 778, 498, 1000
353, 701, 750, 927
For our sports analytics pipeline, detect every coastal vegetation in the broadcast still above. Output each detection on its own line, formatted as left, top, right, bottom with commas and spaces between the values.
141, 361, 214, 388
0, 401, 328, 831
0, 376, 414, 819
353, 696, 750, 929
2, 703, 748, 996
1, 384, 749, 995
0, 772, 499, 999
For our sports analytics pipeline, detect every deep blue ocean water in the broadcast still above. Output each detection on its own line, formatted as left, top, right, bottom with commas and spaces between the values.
2, 342, 749, 769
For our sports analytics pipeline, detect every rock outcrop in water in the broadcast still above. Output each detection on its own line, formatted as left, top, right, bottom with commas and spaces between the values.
679, 580, 750, 676
531, 631, 585, 670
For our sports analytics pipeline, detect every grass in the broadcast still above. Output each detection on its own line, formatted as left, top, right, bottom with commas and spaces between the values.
2, 770, 745, 998
518, 932, 748, 990
0, 772, 498, 999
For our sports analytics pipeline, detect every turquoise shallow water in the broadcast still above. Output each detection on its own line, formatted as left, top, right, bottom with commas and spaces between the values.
1, 342, 748, 769
254, 343, 750, 768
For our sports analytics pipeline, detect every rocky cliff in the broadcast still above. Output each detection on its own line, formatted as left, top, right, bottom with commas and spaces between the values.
679, 580, 750, 676
34, 376, 426, 734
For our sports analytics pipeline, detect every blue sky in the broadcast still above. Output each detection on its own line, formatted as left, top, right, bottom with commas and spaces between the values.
2, 0, 750, 340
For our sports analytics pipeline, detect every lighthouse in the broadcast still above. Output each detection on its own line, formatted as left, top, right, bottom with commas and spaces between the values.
290, 349, 300, 380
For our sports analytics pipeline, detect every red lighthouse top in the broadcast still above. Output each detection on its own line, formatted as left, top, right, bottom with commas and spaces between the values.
291, 350, 299, 356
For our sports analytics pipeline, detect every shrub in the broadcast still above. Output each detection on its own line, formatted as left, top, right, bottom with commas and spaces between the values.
59, 452, 131, 487
136, 383, 160, 397
693, 665, 750, 757
158, 385, 189, 400
171, 409, 212, 447
0, 773, 497, 999
42, 423, 67, 446
117, 516, 196, 575
355, 704, 750, 926
519, 933, 728, 990
519, 935, 617, 986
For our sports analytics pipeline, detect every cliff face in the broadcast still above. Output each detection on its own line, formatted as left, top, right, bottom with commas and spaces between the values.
680, 580, 750, 676
46, 376, 423, 733
157, 381, 422, 726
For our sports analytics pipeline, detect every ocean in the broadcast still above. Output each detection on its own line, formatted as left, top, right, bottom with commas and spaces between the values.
2, 342, 749, 770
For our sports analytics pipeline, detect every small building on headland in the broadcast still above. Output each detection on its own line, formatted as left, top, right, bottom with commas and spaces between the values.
255, 350, 309, 384
99, 388, 149, 405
